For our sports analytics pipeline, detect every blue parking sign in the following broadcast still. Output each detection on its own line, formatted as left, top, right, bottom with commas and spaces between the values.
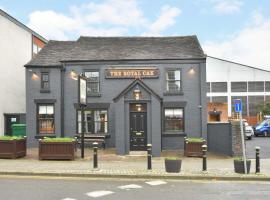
234, 99, 242, 113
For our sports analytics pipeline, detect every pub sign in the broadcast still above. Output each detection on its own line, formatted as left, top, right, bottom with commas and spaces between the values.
105, 68, 159, 79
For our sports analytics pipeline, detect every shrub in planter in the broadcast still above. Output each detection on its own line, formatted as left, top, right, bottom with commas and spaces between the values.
0, 136, 26, 159
165, 157, 182, 173
184, 137, 206, 157
39, 137, 76, 160
234, 157, 251, 174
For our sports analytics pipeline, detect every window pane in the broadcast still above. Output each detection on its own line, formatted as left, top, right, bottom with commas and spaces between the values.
87, 82, 99, 93
207, 82, 210, 93
265, 82, 270, 92
86, 71, 100, 93
85, 71, 99, 82
164, 108, 184, 132
167, 81, 180, 92
38, 105, 54, 134
211, 82, 227, 93
231, 82, 247, 92
248, 82, 264, 92
167, 70, 180, 80
77, 109, 108, 134
212, 96, 227, 103
39, 106, 47, 114
248, 96, 264, 116
42, 74, 49, 81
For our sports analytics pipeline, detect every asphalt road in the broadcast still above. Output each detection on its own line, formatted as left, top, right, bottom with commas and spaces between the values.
246, 137, 270, 158
0, 176, 270, 200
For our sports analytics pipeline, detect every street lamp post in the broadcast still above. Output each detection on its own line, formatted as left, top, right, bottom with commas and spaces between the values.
78, 74, 87, 158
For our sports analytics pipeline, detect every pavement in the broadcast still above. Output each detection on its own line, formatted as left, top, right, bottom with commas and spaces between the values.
1, 177, 270, 200
1, 148, 270, 181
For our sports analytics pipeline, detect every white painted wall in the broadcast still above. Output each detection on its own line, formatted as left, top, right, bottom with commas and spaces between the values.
207, 56, 270, 82
0, 14, 32, 135
206, 56, 270, 117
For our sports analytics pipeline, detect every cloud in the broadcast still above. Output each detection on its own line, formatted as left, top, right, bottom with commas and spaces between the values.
213, 0, 243, 14
203, 12, 270, 69
143, 5, 181, 36
27, 0, 181, 40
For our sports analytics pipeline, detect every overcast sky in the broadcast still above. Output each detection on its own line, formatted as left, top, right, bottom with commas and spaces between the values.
1, 0, 270, 69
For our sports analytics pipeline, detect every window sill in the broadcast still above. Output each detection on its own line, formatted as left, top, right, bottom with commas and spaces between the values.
40, 89, 51, 93
87, 93, 102, 97
35, 134, 56, 139
163, 91, 184, 96
162, 132, 186, 137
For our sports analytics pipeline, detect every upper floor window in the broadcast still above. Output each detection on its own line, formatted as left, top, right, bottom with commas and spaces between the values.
231, 82, 247, 92
211, 82, 227, 93
248, 82, 264, 92
166, 70, 181, 93
85, 71, 100, 95
41, 72, 50, 90
33, 43, 41, 55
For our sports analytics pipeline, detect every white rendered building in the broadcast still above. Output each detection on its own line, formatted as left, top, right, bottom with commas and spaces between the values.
207, 56, 270, 122
0, 9, 47, 135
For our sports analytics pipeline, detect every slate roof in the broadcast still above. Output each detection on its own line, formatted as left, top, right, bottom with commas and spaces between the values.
25, 36, 205, 67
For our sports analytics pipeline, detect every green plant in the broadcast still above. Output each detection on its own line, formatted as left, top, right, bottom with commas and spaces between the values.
42, 137, 75, 142
165, 157, 180, 160
186, 137, 204, 143
0, 136, 24, 140
234, 157, 251, 161
258, 102, 270, 116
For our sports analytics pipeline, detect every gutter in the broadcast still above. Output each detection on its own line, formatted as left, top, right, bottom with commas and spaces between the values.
60, 64, 66, 137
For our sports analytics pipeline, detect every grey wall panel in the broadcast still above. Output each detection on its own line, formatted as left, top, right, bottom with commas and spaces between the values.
26, 59, 206, 154
207, 122, 232, 156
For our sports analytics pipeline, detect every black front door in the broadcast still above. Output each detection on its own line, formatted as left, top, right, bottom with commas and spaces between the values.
130, 111, 147, 151
4, 114, 20, 136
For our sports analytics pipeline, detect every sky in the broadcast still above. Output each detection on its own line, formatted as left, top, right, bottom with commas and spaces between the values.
1, 0, 270, 69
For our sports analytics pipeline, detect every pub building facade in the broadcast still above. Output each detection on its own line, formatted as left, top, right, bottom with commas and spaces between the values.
25, 36, 207, 156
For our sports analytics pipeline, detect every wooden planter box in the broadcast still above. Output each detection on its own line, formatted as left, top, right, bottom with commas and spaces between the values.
184, 138, 206, 157
39, 141, 75, 160
0, 138, 26, 159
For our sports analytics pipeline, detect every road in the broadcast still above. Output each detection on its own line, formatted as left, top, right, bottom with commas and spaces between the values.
0, 176, 270, 200
246, 137, 270, 159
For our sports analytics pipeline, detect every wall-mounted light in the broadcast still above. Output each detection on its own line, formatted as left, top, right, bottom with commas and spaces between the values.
188, 67, 195, 75
136, 104, 142, 111
133, 85, 142, 100
70, 70, 78, 80
31, 71, 39, 80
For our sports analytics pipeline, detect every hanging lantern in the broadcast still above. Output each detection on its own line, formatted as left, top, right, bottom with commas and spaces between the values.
133, 85, 142, 100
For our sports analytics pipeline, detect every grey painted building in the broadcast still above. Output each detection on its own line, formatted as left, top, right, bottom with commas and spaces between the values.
25, 36, 207, 156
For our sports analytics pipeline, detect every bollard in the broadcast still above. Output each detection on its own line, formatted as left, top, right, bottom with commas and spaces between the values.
147, 144, 152, 170
202, 144, 207, 171
255, 146, 260, 173
93, 142, 98, 169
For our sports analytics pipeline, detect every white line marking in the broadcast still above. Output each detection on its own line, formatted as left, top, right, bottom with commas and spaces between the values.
118, 184, 142, 190
62, 198, 77, 200
145, 180, 167, 186
86, 190, 114, 198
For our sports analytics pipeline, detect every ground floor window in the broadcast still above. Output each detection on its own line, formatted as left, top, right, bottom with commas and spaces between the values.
77, 109, 108, 134
164, 108, 184, 132
37, 104, 54, 134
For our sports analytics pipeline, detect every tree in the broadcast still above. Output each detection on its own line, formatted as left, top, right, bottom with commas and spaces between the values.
258, 102, 270, 116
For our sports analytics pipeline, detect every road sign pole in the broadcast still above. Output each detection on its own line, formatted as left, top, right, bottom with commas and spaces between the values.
239, 111, 247, 174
